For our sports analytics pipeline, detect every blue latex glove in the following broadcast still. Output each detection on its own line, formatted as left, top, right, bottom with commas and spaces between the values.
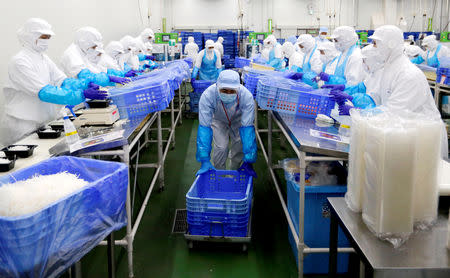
239, 126, 257, 163
330, 90, 353, 105
143, 63, 152, 69
352, 93, 376, 109
107, 68, 125, 77
196, 161, 216, 176
238, 162, 257, 178
338, 103, 354, 116
125, 70, 137, 77
109, 75, 130, 85
317, 72, 330, 82
146, 55, 155, 61
322, 84, 346, 91
88, 82, 99, 89
38, 85, 85, 106
83, 87, 108, 100
192, 67, 199, 79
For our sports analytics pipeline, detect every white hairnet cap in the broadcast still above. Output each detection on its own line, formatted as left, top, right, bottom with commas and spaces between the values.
361, 44, 384, 72
105, 41, 124, 57
205, 40, 215, 48
188, 36, 194, 43
368, 25, 404, 61
217, 70, 240, 90
422, 34, 438, 49
404, 45, 424, 57
266, 34, 277, 45
17, 18, 55, 48
75, 27, 103, 52
218, 36, 224, 43
331, 26, 358, 47
296, 34, 315, 51
140, 28, 155, 43
286, 35, 297, 45
282, 42, 295, 57
120, 35, 138, 51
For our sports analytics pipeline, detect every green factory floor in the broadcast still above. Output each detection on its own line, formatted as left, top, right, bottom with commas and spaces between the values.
76, 113, 338, 278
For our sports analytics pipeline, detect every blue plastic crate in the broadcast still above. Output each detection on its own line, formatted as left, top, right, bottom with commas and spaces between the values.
0, 156, 127, 277
191, 79, 214, 93
109, 79, 171, 107
287, 180, 350, 274
186, 170, 253, 215
187, 216, 248, 237
117, 100, 169, 119
235, 57, 251, 68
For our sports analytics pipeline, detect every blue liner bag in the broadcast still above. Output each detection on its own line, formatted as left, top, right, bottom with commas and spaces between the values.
0, 156, 128, 278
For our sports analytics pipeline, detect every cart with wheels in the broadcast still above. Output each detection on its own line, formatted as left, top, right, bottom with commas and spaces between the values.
184, 170, 253, 251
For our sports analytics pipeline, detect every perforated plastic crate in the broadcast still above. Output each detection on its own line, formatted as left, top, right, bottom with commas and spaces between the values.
117, 100, 169, 119
191, 79, 214, 93
109, 80, 170, 107
186, 170, 253, 214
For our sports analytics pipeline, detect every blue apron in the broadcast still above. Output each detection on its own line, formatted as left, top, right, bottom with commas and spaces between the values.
322, 56, 338, 72
334, 44, 356, 77
302, 45, 317, 72
268, 44, 282, 70
199, 51, 219, 80
427, 44, 441, 68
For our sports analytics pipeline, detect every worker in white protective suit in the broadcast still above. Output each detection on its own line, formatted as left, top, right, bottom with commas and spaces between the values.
331, 25, 440, 118
184, 36, 199, 62
404, 44, 426, 64
296, 34, 322, 74
192, 40, 222, 80
61, 27, 106, 77
100, 41, 138, 77
317, 41, 340, 77
119, 35, 141, 71
196, 70, 257, 176
281, 42, 303, 72
136, 28, 154, 53
316, 26, 329, 44
262, 35, 283, 70
315, 26, 365, 86
421, 34, 450, 68
214, 36, 224, 59
1, 19, 107, 146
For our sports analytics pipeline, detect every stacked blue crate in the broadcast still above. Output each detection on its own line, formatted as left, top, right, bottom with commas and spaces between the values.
218, 30, 238, 59
180, 32, 203, 52
277, 38, 285, 45
202, 33, 218, 47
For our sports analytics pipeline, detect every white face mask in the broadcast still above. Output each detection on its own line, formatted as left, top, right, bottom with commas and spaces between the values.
319, 35, 326, 40
34, 39, 49, 53
334, 41, 346, 52
86, 48, 102, 63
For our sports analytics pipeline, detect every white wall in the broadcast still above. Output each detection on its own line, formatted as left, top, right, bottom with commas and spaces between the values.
0, 0, 150, 111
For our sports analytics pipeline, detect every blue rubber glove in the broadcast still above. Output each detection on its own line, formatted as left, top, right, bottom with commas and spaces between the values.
192, 67, 199, 79
330, 90, 353, 105
338, 103, 354, 116
109, 75, 130, 85
125, 70, 138, 77
196, 125, 213, 162
322, 84, 346, 91
143, 63, 152, 69
83, 87, 108, 100
239, 126, 257, 163
287, 72, 304, 80
317, 72, 330, 82
196, 161, 216, 176
238, 162, 257, 178
146, 55, 155, 61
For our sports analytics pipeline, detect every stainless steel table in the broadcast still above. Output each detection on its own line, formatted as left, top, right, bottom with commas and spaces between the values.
255, 110, 352, 278
328, 197, 450, 278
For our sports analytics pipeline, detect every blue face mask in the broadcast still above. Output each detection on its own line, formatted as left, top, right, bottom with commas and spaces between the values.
219, 92, 237, 104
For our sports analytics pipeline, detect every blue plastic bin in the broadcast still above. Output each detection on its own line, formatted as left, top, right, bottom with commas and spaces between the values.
0, 156, 128, 278
287, 180, 350, 274
186, 170, 253, 237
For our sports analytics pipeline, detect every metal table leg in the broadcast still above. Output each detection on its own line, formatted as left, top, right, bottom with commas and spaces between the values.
329, 208, 339, 277
122, 144, 134, 278
107, 233, 116, 278
268, 111, 272, 167
157, 112, 165, 190
171, 99, 176, 148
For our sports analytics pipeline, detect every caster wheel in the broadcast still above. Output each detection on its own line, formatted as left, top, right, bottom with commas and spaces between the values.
158, 187, 165, 193
188, 241, 194, 249
242, 244, 248, 252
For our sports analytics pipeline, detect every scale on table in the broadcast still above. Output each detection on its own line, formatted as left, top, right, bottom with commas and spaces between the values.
73, 100, 120, 126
